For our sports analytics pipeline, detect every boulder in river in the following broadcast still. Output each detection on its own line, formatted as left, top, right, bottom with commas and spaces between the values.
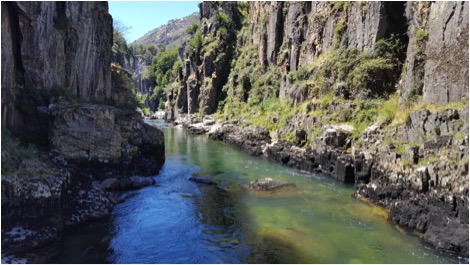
244, 178, 296, 191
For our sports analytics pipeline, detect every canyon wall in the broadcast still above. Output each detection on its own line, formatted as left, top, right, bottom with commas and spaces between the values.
168, 1, 468, 118
1, 1, 113, 133
166, 1, 469, 257
1, 2, 166, 255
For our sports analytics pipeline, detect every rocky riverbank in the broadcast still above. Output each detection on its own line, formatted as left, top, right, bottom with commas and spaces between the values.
0, 1, 167, 261
1, 103, 165, 259
170, 109, 469, 258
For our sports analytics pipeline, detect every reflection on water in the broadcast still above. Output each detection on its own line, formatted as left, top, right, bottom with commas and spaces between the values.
48, 120, 461, 263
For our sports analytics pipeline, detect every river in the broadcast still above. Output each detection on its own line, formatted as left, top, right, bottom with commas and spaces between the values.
46, 120, 461, 263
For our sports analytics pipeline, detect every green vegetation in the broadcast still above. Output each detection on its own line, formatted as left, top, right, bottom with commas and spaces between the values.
142, 107, 151, 116
331, 1, 349, 13
238, 1, 249, 21
186, 23, 199, 35
376, 93, 399, 124
454, 133, 465, 141
348, 100, 379, 138
392, 98, 467, 126
224, 97, 298, 133
146, 49, 180, 110
285, 34, 402, 100
185, 31, 203, 57
216, 10, 235, 30
1, 129, 36, 175
333, 19, 347, 48
402, 28, 429, 105
214, 11, 406, 143
415, 155, 441, 168
109, 70, 144, 110
149, 49, 179, 87
416, 28, 429, 42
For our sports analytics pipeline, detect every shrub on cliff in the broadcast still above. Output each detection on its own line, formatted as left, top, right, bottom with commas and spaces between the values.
1, 129, 36, 175
186, 23, 199, 35
110, 70, 143, 110
185, 31, 203, 57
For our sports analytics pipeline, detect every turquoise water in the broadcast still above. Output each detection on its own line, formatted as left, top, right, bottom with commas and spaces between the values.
48, 120, 461, 263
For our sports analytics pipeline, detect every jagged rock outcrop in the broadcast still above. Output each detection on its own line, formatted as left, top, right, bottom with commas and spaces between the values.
1, 101, 166, 253
166, 2, 240, 121
209, 124, 271, 156
1, 1, 113, 133
49, 103, 165, 178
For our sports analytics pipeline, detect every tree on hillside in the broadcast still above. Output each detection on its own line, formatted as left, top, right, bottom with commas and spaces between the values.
147, 44, 157, 55
158, 44, 166, 53
112, 20, 133, 67
136, 44, 146, 56
113, 19, 132, 40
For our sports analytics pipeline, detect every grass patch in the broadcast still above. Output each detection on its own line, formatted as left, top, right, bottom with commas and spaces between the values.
377, 93, 399, 124
393, 99, 467, 126
416, 28, 429, 42
331, 1, 349, 13
453, 133, 465, 141
415, 155, 440, 168
348, 100, 379, 138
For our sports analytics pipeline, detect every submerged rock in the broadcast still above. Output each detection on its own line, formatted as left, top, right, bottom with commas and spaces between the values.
244, 178, 296, 191
189, 174, 218, 185
99, 177, 156, 190
127, 177, 156, 189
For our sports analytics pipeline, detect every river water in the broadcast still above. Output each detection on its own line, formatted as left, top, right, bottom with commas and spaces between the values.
47, 120, 461, 263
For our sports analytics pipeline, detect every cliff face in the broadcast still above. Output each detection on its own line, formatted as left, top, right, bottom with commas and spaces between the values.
166, 1, 241, 121
168, 1, 468, 118
1, 1, 113, 133
167, 1, 469, 257
401, 2, 469, 105
120, 56, 154, 109
422, 2, 468, 104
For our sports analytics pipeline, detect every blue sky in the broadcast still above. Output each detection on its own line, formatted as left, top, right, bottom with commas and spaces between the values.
109, 1, 200, 43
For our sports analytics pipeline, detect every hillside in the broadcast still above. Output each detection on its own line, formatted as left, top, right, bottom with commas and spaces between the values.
132, 12, 199, 50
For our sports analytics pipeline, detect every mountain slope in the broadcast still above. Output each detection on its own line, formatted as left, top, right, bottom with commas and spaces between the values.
132, 12, 199, 50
